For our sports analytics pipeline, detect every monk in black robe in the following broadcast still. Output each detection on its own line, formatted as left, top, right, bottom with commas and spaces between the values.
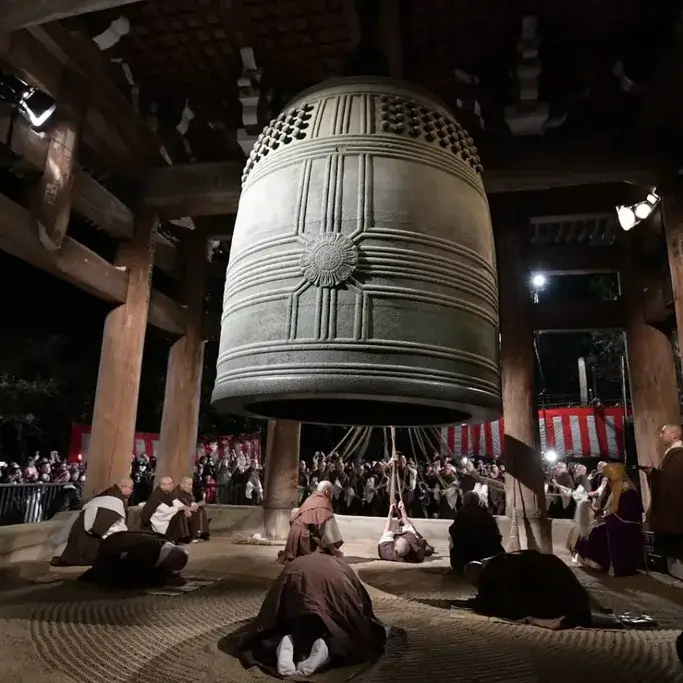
229, 553, 387, 677
377, 501, 434, 563
51, 478, 133, 567
79, 530, 189, 589
140, 476, 184, 536
167, 476, 210, 543
449, 491, 505, 574
464, 549, 591, 629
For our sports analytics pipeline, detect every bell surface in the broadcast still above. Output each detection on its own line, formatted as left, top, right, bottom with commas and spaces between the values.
213, 77, 501, 427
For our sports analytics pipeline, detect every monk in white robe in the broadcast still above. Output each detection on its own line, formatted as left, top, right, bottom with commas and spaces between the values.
168, 476, 210, 543
140, 476, 186, 535
51, 478, 133, 567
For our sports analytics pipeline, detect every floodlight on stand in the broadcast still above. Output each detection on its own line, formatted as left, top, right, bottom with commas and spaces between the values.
616, 205, 637, 231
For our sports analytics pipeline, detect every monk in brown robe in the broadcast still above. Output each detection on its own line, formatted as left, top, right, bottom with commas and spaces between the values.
464, 550, 591, 629
79, 530, 189, 589
167, 476, 210, 543
378, 501, 434, 563
647, 425, 683, 544
230, 552, 388, 677
280, 480, 343, 563
51, 478, 133, 567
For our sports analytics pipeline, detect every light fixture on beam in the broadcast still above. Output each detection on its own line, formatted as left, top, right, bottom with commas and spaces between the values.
531, 273, 546, 289
544, 449, 558, 463
616, 188, 660, 231
0, 72, 55, 129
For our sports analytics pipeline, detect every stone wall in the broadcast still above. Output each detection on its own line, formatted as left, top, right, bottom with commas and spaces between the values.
0, 505, 574, 568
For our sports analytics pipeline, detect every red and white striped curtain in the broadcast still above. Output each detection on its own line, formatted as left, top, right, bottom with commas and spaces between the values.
68, 424, 263, 465
442, 407, 626, 460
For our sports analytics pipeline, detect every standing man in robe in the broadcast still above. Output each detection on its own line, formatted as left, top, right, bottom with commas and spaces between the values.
280, 481, 343, 563
646, 424, 683, 564
140, 476, 184, 536
168, 476, 211, 543
51, 478, 133, 567
377, 501, 434, 562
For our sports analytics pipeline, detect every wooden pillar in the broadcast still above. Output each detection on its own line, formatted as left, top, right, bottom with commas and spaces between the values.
263, 420, 301, 540
623, 239, 679, 510
84, 210, 156, 498
156, 234, 207, 485
32, 74, 86, 251
664, 192, 683, 365
497, 224, 551, 553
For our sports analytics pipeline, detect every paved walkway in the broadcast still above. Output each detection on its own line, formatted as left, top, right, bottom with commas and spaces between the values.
1, 538, 682, 683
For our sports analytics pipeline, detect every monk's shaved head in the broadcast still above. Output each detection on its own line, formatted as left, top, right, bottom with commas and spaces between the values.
661, 424, 682, 446
118, 478, 134, 497
159, 476, 173, 491
394, 536, 410, 557
317, 480, 334, 498
180, 476, 193, 492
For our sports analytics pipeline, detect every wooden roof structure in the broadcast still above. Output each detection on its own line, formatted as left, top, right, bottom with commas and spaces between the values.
0, 0, 681, 335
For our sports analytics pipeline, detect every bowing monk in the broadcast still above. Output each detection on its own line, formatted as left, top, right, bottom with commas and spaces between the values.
140, 476, 185, 536
231, 552, 388, 677
465, 550, 591, 630
168, 476, 210, 543
80, 530, 189, 589
378, 500, 434, 562
280, 480, 343, 563
51, 478, 133, 567
449, 490, 504, 574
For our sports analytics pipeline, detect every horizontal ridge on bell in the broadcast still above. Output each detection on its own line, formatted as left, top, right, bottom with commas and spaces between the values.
212, 76, 501, 427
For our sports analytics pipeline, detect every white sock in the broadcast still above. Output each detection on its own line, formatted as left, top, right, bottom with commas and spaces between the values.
296, 637, 330, 676
276, 634, 296, 677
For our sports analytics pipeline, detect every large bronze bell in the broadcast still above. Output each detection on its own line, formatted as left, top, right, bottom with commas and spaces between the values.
212, 77, 501, 427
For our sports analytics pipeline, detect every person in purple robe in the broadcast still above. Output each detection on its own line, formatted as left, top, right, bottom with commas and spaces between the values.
571, 462, 644, 577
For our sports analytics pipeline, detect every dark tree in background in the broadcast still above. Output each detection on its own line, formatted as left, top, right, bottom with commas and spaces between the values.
0, 251, 259, 464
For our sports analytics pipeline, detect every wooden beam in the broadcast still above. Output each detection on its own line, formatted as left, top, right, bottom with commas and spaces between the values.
378, 0, 403, 79
0, 192, 185, 334
140, 142, 660, 219
28, 25, 165, 165
527, 245, 622, 275
0, 29, 139, 174
0, 1, 147, 31
532, 299, 626, 332
143, 161, 243, 219
0, 112, 183, 273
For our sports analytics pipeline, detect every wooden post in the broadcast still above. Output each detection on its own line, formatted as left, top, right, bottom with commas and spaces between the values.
623, 239, 680, 511
664, 192, 683, 368
497, 222, 551, 553
32, 73, 86, 251
262, 420, 301, 540
84, 210, 155, 498
156, 233, 207, 485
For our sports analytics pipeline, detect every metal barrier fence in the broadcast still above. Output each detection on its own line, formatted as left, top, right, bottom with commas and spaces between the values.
0, 482, 69, 525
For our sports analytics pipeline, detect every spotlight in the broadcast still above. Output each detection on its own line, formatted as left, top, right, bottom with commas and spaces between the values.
616, 188, 660, 231
0, 72, 55, 129
544, 449, 558, 463
19, 88, 56, 127
531, 273, 546, 289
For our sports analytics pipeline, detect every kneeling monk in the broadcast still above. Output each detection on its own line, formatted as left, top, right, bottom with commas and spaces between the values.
465, 550, 591, 629
378, 501, 434, 562
281, 481, 343, 562
51, 478, 133, 567
232, 553, 388, 677
80, 530, 189, 589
